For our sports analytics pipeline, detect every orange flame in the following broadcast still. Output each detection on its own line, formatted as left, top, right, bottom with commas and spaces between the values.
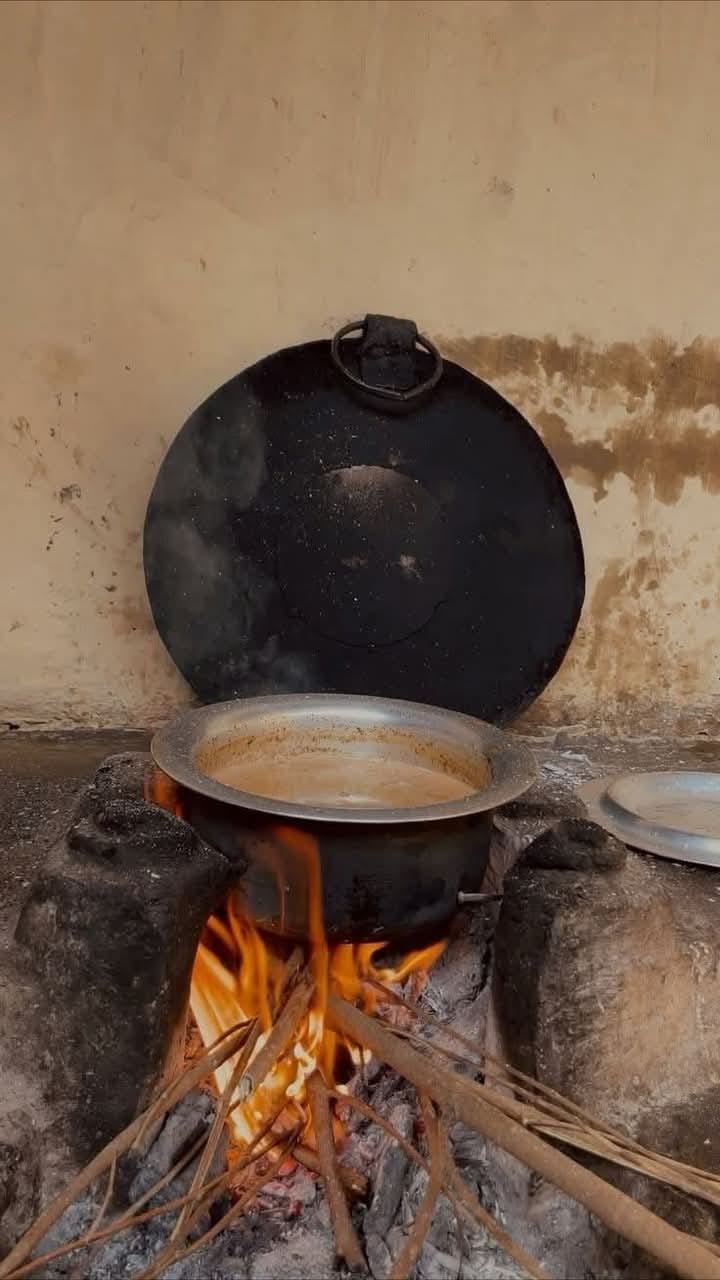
145, 767, 446, 1149
144, 767, 185, 819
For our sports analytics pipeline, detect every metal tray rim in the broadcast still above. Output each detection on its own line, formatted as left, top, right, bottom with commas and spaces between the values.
580, 771, 720, 868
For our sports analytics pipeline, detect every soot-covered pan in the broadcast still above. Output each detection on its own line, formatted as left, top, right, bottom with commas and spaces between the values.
144, 315, 584, 722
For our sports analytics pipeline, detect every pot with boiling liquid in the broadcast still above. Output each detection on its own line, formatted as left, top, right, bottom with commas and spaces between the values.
151, 694, 536, 942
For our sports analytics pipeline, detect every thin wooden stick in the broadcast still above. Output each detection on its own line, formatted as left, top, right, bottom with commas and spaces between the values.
338, 1084, 542, 1280
277, 945, 304, 998
372, 978, 630, 1130
307, 1072, 366, 1272
234, 972, 314, 1105
133, 1018, 253, 1150
328, 994, 720, 1280
186, 1015, 253, 1060
66, 1157, 118, 1280
133, 1100, 301, 1280
0, 1019, 252, 1279
294, 1145, 368, 1198
0, 1130, 282, 1280
134, 952, 310, 1269
390, 1097, 445, 1280
139, 1131, 300, 1280
376, 1012, 720, 1210
531, 1122, 720, 1209
169, 1019, 262, 1243
4, 1019, 313, 1280
446, 1164, 545, 1280
332, 1087, 545, 1280
88, 1158, 116, 1235
372, 980, 720, 1192
175, 947, 306, 1241
125, 1131, 208, 1218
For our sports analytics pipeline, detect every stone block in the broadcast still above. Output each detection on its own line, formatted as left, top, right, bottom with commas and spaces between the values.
494, 829, 720, 1272
14, 753, 233, 1163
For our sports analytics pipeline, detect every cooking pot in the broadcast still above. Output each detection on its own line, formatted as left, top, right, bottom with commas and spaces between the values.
151, 694, 536, 943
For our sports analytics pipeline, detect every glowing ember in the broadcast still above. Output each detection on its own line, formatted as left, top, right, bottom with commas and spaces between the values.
145, 769, 446, 1150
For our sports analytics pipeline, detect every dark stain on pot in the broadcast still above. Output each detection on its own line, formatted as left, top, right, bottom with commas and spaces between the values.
436, 333, 720, 504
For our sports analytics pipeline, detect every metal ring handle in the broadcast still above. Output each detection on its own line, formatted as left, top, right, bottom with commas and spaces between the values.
331, 320, 443, 403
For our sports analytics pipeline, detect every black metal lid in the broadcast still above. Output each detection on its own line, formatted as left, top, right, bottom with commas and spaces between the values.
144, 315, 584, 723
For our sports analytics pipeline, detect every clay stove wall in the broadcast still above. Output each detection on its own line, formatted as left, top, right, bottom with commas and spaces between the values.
0, 0, 718, 735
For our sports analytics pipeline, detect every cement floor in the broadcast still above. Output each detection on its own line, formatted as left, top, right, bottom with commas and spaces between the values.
0, 727, 717, 947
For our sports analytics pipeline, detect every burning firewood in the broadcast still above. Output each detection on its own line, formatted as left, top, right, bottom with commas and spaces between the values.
4, 890, 720, 1280
4, 995, 720, 1279
307, 1070, 366, 1272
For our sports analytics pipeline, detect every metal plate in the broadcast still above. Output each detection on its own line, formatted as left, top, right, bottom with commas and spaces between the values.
580, 771, 720, 867
143, 338, 585, 721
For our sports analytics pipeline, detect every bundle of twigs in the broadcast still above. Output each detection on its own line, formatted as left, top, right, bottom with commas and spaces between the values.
3, 963, 720, 1280
0, 958, 362, 1280
330, 987, 720, 1279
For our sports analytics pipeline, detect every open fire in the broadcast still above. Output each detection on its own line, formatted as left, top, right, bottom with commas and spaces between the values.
146, 771, 446, 1153
6, 757, 718, 1280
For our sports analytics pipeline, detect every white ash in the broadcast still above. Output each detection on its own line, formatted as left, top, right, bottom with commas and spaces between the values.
125, 1089, 222, 1205
249, 1202, 334, 1280
381, 1120, 528, 1280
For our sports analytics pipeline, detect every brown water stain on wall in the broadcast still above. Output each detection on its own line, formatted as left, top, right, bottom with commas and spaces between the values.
533, 411, 615, 501
437, 333, 720, 503
585, 551, 672, 680
584, 560, 654, 704
551, 522, 709, 732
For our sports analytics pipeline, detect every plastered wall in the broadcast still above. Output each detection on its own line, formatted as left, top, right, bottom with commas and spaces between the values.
1, 0, 719, 734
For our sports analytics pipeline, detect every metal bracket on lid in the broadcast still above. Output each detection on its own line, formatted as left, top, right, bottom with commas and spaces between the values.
331, 313, 443, 413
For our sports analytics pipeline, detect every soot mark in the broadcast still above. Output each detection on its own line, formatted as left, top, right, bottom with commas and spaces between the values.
58, 483, 82, 504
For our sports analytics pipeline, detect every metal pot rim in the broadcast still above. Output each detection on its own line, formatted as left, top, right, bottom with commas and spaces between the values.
151, 693, 537, 825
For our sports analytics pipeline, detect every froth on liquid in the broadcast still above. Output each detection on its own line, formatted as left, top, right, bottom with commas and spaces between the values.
211, 752, 475, 809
